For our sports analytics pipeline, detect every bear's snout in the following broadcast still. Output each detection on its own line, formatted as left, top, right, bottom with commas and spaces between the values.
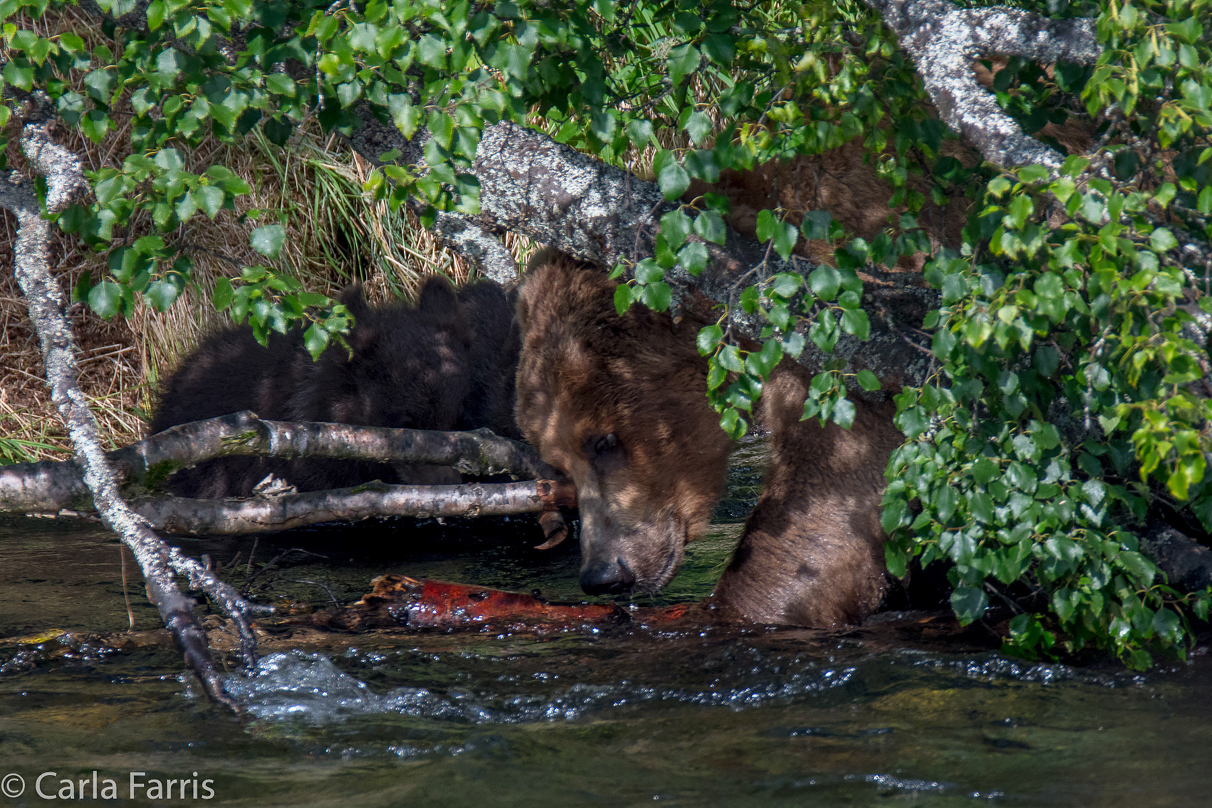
580, 557, 637, 595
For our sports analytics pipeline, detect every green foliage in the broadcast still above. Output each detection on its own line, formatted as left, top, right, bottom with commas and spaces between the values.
3, 0, 1211, 666
881, 0, 1212, 668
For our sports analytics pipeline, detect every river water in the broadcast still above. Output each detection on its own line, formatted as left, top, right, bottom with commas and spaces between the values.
1, 445, 1210, 806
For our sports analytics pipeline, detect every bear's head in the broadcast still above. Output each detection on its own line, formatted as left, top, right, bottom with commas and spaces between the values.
319, 277, 471, 429
515, 252, 733, 596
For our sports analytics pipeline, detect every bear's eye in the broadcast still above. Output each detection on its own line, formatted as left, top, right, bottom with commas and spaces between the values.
591, 433, 619, 457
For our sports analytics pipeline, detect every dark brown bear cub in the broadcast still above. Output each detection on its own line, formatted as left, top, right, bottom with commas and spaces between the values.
151, 277, 476, 498
454, 280, 522, 440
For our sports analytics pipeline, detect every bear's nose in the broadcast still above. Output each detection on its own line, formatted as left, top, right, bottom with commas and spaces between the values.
580, 558, 637, 595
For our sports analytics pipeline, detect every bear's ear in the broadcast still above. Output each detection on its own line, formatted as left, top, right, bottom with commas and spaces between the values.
417, 275, 471, 346
416, 275, 460, 318
338, 284, 372, 321
339, 285, 378, 358
348, 322, 379, 358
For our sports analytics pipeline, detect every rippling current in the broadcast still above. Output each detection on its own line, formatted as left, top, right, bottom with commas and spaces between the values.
2, 451, 1211, 808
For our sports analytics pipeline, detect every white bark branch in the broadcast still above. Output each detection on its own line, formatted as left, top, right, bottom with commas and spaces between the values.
131, 478, 576, 536
1, 119, 259, 707
863, 0, 1101, 169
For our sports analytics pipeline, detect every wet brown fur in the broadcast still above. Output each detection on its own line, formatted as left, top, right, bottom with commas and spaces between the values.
710, 365, 902, 626
515, 252, 904, 626
515, 252, 733, 593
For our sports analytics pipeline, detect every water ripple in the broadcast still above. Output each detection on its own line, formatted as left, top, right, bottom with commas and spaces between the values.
223, 650, 856, 724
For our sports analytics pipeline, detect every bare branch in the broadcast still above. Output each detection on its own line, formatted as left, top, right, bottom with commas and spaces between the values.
432, 213, 519, 285
130, 478, 576, 536
862, 0, 1101, 169
17, 93, 87, 213
1, 125, 254, 707
349, 112, 517, 284
0, 411, 562, 513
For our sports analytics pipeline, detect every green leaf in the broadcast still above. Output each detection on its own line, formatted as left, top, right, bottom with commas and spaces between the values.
1006, 194, 1034, 229
1118, 551, 1156, 588
590, 109, 617, 141
719, 406, 746, 440
626, 119, 654, 146
145, 279, 180, 312
613, 283, 632, 315
718, 344, 744, 373
174, 190, 197, 222
833, 397, 856, 429
657, 161, 690, 201
684, 110, 712, 145
800, 211, 832, 240
250, 224, 286, 258
196, 186, 225, 218
935, 485, 958, 522
212, 277, 234, 311
808, 266, 840, 300
950, 586, 988, 625
635, 258, 663, 284
88, 281, 121, 319
702, 33, 735, 65
641, 281, 672, 311
969, 491, 993, 523
678, 241, 709, 276
418, 34, 447, 69
1150, 227, 1178, 252
1034, 272, 1064, 299
146, 0, 165, 29
660, 209, 692, 252
755, 209, 777, 244
694, 211, 726, 245
666, 43, 699, 86
840, 308, 869, 340
856, 370, 881, 391
885, 542, 909, 578
697, 324, 723, 356
764, 274, 797, 299
303, 323, 330, 360
266, 72, 296, 97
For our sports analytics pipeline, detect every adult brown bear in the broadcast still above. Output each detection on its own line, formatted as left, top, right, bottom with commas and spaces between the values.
515, 251, 904, 627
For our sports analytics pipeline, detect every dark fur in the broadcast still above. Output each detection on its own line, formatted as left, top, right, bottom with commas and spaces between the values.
455, 280, 522, 439
514, 250, 902, 627
151, 277, 472, 497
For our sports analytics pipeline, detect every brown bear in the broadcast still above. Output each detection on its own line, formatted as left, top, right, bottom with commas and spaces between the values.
150, 276, 509, 498
453, 280, 522, 440
514, 251, 903, 626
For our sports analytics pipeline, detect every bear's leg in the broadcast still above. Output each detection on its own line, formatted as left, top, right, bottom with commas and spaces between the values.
711, 361, 903, 627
